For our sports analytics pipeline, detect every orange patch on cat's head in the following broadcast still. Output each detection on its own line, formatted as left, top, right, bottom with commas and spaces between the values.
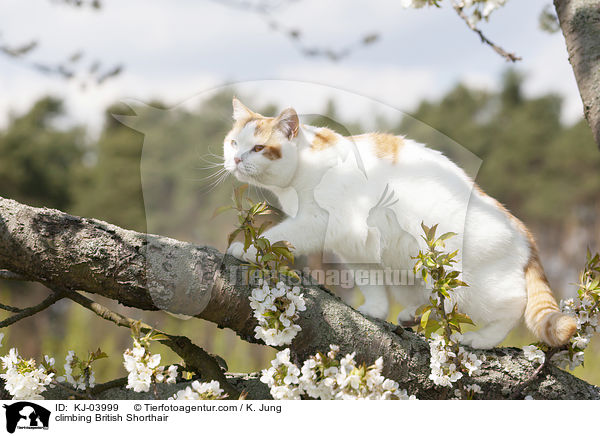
230, 99, 300, 161
251, 118, 283, 161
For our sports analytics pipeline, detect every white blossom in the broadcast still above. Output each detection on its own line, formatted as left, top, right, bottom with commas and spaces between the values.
262, 347, 416, 400
62, 350, 95, 391
123, 340, 178, 393
249, 280, 306, 346
170, 380, 225, 400
522, 345, 545, 366
0, 348, 54, 400
427, 334, 483, 391
552, 287, 600, 370
465, 384, 482, 394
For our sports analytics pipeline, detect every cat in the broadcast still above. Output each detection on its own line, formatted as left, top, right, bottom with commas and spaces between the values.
222, 97, 577, 349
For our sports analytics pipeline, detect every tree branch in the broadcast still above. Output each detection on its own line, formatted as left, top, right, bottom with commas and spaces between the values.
0, 290, 65, 328
509, 348, 559, 400
61, 289, 240, 399
554, 0, 600, 149
0, 196, 598, 399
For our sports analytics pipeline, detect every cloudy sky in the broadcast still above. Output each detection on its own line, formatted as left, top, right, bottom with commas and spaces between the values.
0, 0, 582, 133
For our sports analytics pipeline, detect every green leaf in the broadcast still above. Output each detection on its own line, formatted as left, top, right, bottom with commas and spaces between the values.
255, 237, 270, 252
227, 228, 241, 246
413, 259, 423, 274
420, 309, 431, 330
427, 224, 438, 241
424, 319, 441, 337
233, 184, 248, 208
89, 348, 108, 361
446, 270, 459, 280
272, 246, 294, 263
211, 205, 232, 219
243, 230, 252, 251
454, 312, 475, 326
439, 232, 457, 242
150, 333, 170, 342
257, 221, 272, 236
261, 253, 277, 263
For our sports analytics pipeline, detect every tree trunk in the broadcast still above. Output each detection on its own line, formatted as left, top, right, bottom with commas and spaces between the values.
554, 0, 600, 148
0, 196, 599, 399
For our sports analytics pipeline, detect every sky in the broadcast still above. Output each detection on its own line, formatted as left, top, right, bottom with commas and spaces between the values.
0, 0, 582, 134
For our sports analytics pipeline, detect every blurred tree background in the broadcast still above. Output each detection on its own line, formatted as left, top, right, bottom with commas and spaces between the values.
1, 69, 599, 385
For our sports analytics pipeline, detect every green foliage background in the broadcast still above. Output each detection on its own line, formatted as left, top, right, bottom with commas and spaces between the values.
1, 70, 599, 386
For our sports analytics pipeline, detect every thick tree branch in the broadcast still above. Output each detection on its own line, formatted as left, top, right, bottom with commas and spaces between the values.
0, 196, 598, 399
554, 0, 600, 148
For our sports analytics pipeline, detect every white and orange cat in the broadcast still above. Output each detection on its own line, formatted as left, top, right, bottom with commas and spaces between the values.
223, 98, 576, 349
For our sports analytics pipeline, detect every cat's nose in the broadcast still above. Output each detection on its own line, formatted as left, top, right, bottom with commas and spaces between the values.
234, 157, 241, 165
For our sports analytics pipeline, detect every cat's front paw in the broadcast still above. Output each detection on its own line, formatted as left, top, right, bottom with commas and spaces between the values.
397, 307, 422, 327
357, 303, 388, 320
226, 242, 257, 262
460, 331, 494, 350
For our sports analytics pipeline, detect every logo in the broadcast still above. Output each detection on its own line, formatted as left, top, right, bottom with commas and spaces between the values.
3, 402, 50, 433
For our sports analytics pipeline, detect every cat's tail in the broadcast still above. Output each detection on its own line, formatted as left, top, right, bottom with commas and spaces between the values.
524, 243, 577, 347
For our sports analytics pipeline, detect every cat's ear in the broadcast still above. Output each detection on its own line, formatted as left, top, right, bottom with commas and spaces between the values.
275, 107, 299, 140
232, 97, 255, 121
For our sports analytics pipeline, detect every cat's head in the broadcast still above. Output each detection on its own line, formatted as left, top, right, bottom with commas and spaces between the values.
223, 98, 300, 187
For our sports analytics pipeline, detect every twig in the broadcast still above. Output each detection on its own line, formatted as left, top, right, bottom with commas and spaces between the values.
510, 348, 559, 399
50, 381, 91, 400
452, 3, 521, 62
0, 291, 65, 327
62, 289, 240, 399
1, 270, 29, 312
0, 303, 22, 313
210, 0, 378, 61
89, 377, 128, 395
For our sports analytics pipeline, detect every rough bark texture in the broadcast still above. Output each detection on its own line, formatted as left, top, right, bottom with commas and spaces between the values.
555, 0, 600, 148
1, 196, 599, 399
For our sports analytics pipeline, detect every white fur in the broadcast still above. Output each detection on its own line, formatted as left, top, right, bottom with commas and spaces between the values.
224, 113, 532, 349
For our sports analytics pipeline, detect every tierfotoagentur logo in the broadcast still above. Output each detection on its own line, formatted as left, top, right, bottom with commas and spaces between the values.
3, 402, 50, 433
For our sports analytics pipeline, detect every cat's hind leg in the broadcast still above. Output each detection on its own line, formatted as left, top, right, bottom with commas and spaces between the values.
389, 283, 429, 326
397, 305, 421, 325
460, 316, 521, 349
348, 263, 390, 319
356, 283, 389, 320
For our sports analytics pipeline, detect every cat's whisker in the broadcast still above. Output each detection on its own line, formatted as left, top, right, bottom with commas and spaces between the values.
200, 168, 231, 194
192, 168, 228, 183
194, 162, 225, 170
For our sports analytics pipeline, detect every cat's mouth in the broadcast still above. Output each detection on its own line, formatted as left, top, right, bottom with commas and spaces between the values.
230, 165, 254, 182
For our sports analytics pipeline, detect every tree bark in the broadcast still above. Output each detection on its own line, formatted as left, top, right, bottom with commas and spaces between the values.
554, 0, 600, 148
0, 196, 598, 399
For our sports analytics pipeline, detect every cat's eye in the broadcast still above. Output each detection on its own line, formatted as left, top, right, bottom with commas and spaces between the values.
253, 145, 265, 152
230, 139, 237, 147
